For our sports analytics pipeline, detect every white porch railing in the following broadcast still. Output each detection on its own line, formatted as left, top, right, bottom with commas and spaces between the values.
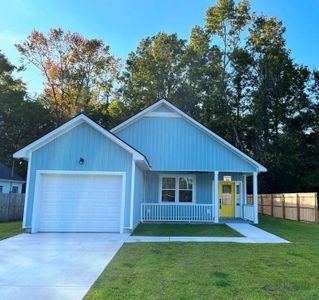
243, 204, 254, 222
141, 203, 214, 223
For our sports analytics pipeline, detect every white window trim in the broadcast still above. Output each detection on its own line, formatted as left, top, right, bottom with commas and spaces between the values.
159, 174, 196, 204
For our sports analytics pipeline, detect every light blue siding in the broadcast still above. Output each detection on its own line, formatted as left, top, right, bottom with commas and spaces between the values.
144, 171, 245, 204
116, 116, 257, 172
0, 181, 23, 193
153, 105, 174, 113
133, 166, 144, 227
26, 123, 133, 228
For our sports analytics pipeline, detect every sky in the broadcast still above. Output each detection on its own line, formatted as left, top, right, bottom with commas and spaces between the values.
0, 0, 318, 95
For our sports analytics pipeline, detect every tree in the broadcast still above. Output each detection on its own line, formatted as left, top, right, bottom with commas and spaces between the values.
205, 0, 251, 148
0, 51, 52, 174
246, 16, 313, 192
185, 25, 225, 131
120, 33, 192, 115
16, 28, 119, 125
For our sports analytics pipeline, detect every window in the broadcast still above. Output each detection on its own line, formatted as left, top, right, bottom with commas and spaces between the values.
236, 185, 240, 195
161, 177, 176, 202
179, 177, 193, 202
222, 184, 232, 205
160, 175, 195, 203
0, 186, 3, 193
11, 186, 18, 193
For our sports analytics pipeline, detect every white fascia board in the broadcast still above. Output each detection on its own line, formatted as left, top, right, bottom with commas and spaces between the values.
13, 114, 150, 168
111, 99, 267, 172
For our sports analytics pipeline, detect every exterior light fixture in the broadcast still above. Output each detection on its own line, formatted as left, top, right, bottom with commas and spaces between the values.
79, 157, 84, 165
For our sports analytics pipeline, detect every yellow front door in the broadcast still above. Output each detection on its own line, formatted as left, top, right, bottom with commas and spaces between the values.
219, 182, 235, 217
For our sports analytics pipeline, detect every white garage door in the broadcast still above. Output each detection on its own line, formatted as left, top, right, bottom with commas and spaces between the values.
34, 173, 123, 232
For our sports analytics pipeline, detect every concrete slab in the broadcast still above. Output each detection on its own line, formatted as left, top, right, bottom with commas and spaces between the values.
0, 233, 129, 300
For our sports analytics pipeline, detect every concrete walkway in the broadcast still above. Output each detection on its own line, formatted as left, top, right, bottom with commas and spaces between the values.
227, 223, 289, 243
126, 223, 289, 244
0, 233, 129, 300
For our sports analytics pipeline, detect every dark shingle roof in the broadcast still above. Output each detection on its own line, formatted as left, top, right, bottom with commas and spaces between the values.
0, 162, 24, 181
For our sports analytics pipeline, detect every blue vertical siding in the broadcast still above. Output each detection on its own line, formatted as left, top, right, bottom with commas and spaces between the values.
133, 165, 144, 227
144, 171, 245, 204
26, 122, 133, 228
116, 116, 257, 172
152, 105, 173, 113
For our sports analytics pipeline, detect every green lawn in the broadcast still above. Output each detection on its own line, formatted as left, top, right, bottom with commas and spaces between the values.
85, 216, 319, 300
0, 221, 22, 241
132, 223, 243, 237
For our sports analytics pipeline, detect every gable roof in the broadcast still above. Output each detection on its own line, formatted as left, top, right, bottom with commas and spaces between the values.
0, 162, 25, 182
111, 99, 267, 172
13, 114, 150, 168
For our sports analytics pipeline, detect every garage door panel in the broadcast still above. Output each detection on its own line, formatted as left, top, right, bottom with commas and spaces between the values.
35, 173, 123, 232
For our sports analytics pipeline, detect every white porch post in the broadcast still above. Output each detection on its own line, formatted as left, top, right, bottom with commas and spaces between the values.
253, 172, 258, 224
242, 175, 247, 219
214, 171, 219, 223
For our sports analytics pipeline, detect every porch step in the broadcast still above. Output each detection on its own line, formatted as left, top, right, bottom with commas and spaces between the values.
219, 218, 250, 224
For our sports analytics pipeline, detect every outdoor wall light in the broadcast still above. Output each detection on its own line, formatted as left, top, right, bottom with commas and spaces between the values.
79, 157, 84, 165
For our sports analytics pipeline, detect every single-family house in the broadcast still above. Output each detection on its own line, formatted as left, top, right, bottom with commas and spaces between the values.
0, 162, 25, 194
14, 99, 266, 233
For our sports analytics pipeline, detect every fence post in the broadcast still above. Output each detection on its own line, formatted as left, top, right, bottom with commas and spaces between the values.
261, 194, 264, 215
282, 194, 285, 219
271, 194, 274, 216
296, 194, 300, 222
315, 193, 318, 224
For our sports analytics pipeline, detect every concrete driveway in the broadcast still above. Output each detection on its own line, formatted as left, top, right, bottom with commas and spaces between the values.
0, 233, 129, 300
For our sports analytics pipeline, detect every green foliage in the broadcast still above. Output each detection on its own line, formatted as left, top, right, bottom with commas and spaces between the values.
1, 0, 319, 193
120, 33, 190, 115
16, 28, 119, 125
118, 0, 318, 193
0, 51, 52, 175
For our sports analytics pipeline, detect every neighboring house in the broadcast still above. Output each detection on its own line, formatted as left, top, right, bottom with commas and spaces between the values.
14, 99, 266, 233
0, 162, 25, 194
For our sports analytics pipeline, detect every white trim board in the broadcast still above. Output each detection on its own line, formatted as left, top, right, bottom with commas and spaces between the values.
13, 114, 150, 169
22, 152, 32, 229
111, 99, 267, 172
145, 111, 181, 118
31, 170, 126, 233
129, 160, 136, 229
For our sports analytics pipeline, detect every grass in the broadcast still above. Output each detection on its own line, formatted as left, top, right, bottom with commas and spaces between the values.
85, 216, 319, 300
132, 223, 243, 237
0, 221, 22, 241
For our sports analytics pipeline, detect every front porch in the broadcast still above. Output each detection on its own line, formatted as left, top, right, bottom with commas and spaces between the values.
139, 171, 259, 224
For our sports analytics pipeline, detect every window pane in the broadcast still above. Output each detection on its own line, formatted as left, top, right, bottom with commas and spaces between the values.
12, 186, 18, 193
162, 190, 175, 202
162, 177, 176, 189
179, 177, 192, 190
222, 185, 231, 194
179, 190, 192, 202
236, 185, 240, 195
